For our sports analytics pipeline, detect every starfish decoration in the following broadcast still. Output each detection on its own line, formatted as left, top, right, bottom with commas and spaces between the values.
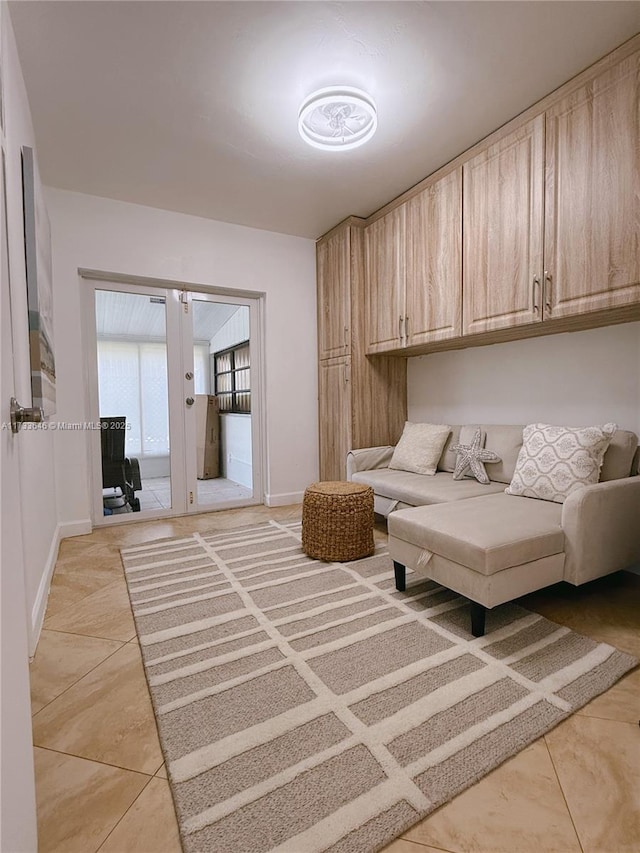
451, 427, 501, 485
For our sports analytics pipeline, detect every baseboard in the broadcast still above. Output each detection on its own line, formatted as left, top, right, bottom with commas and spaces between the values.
29, 518, 93, 656
59, 519, 92, 538
625, 563, 640, 576
264, 491, 304, 508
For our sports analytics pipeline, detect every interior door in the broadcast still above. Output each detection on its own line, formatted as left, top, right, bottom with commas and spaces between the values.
182, 291, 262, 513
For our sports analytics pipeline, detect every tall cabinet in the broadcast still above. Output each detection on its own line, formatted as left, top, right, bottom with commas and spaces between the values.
317, 219, 407, 481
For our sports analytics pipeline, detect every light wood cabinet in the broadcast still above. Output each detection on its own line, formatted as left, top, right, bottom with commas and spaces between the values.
366, 168, 462, 353
317, 221, 406, 480
463, 116, 545, 335
406, 168, 462, 346
544, 51, 640, 318
365, 207, 405, 353
318, 357, 352, 482
317, 228, 350, 360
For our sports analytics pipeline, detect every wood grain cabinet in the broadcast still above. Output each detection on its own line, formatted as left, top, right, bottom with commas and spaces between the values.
405, 168, 462, 346
318, 357, 352, 482
463, 116, 545, 335
316, 228, 351, 360
544, 50, 640, 318
365, 207, 405, 353
317, 220, 406, 481
365, 168, 463, 353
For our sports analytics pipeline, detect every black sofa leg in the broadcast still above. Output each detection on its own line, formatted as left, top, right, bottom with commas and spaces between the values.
393, 561, 406, 592
470, 601, 486, 637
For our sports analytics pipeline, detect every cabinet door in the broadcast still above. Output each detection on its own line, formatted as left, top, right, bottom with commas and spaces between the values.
318, 358, 352, 481
406, 168, 462, 345
365, 207, 405, 353
463, 116, 544, 335
317, 228, 351, 360
545, 52, 640, 318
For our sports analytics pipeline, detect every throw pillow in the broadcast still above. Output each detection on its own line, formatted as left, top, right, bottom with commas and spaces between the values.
506, 422, 617, 503
451, 426, 501, 484
389, 422, 451, 476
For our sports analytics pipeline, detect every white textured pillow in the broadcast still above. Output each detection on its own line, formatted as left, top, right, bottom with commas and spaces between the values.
389, 422, 451, 476
506, 422, 617, 503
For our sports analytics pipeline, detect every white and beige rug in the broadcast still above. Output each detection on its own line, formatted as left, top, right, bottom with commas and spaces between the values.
121, 520, 636, 853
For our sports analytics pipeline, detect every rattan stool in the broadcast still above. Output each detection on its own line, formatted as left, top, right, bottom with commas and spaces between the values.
302, 481, 375, 562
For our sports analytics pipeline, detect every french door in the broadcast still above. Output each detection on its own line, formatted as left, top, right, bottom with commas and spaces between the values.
85, 278, 263, 525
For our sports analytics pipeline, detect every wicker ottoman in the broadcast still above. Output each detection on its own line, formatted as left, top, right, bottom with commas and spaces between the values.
302, 481, 375, 562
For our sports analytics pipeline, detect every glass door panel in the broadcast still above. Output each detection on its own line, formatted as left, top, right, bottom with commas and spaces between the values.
186, 296, 256, 511
95, 289, 173, 517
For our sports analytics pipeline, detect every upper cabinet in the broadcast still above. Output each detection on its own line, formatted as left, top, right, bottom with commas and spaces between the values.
317, 227, 351, 360
365, 207, 405, 353
329, 38, 639, 364
365, 168, 463, 353
463, 116, 545, 335
406, 168, 462, 346
544, 51, 640, 318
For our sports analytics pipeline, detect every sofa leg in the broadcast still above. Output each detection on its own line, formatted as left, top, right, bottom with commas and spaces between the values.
393, 561, 406, 592
470, 601, 486, 637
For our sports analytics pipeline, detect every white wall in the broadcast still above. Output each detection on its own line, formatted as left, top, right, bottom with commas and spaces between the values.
46, 189, 318, 517
408, 322, 640, 435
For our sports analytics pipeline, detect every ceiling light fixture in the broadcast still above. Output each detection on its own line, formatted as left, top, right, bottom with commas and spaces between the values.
298, 86, 377, 151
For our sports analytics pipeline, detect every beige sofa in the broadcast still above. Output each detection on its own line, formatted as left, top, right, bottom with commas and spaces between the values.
347, 425, 640, 636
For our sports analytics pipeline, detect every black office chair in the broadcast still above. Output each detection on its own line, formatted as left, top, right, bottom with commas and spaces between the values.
100, 416, 142, 512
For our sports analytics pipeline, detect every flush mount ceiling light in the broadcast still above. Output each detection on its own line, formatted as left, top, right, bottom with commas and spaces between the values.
298, 86, 377, 151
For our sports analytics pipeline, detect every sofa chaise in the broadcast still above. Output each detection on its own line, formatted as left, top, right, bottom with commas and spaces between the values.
347, 425, 640, 636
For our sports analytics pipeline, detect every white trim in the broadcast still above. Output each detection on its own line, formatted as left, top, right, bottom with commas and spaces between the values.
264, 491, 304, 507
29, 524, 61, 655
29, 518, 93, 655
59, 519, 92, 538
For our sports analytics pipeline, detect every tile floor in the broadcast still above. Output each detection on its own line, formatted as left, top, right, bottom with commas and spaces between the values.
139, 476, 252, 511
30, 505, 640, 853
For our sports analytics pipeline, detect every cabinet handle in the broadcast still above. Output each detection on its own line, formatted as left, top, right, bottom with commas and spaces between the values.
344, 364, 350, 384
399, 315, 404, 343
532, 276, 540, 314
343, 326, 348, 347
405, 315, 410, 340
544, 271, 552, 313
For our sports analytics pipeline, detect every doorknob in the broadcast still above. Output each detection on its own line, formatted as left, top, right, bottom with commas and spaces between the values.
185, 397, 195, 406
10, 397, 44, 434
185, 372, 193, 381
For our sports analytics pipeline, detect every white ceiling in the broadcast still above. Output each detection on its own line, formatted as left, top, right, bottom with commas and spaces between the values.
9, 1, 640, 239
96, 290, 239, 342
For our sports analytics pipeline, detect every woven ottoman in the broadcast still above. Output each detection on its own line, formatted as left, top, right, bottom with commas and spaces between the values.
302, 481, 375, 562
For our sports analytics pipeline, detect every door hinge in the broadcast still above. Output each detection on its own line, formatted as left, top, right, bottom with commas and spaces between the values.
181, 291, 189, 313
189, 491, 194, 505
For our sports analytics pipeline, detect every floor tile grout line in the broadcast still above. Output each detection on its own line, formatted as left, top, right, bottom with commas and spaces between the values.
94, 773, 158, 853
44, 571, 126, 617
398, 836, 457, 853
38, 626, 137, 643
33, 743, 157, 778
43, 577, 130, 626
31, 641, 127, 719
542, 733, 586, 853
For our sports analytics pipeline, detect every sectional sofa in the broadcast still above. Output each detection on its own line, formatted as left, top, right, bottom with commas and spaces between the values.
347, 425, 640, 636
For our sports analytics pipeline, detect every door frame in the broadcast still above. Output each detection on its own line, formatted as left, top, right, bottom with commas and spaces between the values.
80, 270, 266, 526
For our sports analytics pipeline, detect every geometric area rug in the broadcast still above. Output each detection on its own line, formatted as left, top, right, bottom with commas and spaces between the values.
121, 519, 637, 853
